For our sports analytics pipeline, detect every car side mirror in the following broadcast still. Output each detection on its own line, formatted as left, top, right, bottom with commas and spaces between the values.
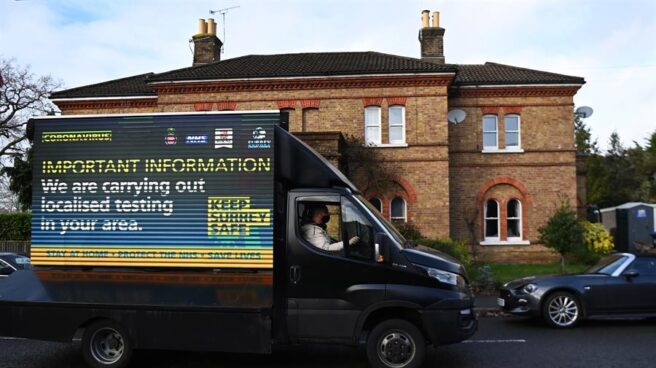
623, 269, 640, 280
0, 267, 13, 276
374, 233, 390, 264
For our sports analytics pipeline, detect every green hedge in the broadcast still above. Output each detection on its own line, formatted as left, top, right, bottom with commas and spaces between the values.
0, 213, 31, 241
416, 238, 472, 269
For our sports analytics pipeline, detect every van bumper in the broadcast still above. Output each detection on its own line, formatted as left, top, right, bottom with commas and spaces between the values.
422, 298, 477, 346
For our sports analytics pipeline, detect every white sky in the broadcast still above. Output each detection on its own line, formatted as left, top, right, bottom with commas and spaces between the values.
1, 0, 655, 150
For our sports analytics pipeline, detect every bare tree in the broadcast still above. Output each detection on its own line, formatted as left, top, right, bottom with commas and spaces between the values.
0, 175, 19, 212
1, 57, 61, 159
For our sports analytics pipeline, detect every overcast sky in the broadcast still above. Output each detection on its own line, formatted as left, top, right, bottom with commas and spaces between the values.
1, 0, 654, 150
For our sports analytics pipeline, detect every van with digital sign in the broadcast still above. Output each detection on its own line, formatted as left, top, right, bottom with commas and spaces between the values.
0, 111, 476, 368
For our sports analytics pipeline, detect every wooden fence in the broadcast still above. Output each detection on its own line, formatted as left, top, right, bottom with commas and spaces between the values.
0, 241, 30, 256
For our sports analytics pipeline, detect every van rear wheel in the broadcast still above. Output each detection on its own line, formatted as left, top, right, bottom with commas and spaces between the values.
366, 319, 426, 368
81, 320, 132, 368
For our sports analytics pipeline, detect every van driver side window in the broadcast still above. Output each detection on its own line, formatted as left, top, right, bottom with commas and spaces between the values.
297, 197, 376, 261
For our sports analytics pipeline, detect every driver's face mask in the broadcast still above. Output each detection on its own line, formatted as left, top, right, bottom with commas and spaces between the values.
321, 213, 330, 223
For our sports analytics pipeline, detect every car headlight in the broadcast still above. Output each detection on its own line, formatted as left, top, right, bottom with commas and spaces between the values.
522, 283, 537, 294
426, 267, 465, 288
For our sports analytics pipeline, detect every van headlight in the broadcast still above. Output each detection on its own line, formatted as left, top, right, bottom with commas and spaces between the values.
426, 267, 465, 288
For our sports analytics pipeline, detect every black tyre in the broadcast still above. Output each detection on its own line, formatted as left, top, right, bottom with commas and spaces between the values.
542, 291, 582, 329
81, 320, 133, 368
366, 319, 426, 368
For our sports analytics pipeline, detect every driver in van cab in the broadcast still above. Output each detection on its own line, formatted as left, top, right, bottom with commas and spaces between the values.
301, 204, 359, 251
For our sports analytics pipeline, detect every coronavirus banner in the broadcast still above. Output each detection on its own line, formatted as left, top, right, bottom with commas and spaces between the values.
31, 112, 277, 269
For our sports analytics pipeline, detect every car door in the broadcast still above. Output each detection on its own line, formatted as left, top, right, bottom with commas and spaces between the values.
286, 192, 387, 342
620, 257, 656, 312
601, 257, 656, 313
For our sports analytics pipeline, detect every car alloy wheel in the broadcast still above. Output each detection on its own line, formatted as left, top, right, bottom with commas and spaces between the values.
544, 292, 581, 328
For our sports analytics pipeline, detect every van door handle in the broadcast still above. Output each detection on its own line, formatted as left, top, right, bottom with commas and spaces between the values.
290, 265, 301, 284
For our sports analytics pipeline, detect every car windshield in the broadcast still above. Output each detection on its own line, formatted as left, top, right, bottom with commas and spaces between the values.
586, 254, 628, 275
2, 255, 32, 270
355, 194, 407, 247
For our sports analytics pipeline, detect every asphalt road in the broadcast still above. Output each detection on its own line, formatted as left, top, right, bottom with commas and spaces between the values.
1, 316, 654, 368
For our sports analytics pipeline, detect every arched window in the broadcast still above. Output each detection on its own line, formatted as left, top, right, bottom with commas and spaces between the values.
364, 106, 382, 145
482, 115, 498, 150
504, 114, 521, 149
388, 105, 406, 144
507, 199, 522, 239
484, 199, 499, 240
390, 197, 407, 222
369, 197, 382, 213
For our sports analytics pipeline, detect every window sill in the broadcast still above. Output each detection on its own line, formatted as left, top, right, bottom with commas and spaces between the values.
481, 148, 524, 154
479, 240, 530, 246
366, 143, 409, 148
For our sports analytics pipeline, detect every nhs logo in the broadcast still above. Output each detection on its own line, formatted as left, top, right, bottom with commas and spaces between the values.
185, 135, 209, 145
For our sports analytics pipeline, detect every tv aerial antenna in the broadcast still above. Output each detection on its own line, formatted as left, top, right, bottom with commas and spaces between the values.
209, 5, 240, 53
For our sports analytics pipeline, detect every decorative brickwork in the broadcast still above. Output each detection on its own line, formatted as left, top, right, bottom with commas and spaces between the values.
386, 97, 407, 106
193, 102, 213, 111
362, 97, 384, 107
276, 100, 297, 109
300, 99, 321, 109
217, 101, 237, 111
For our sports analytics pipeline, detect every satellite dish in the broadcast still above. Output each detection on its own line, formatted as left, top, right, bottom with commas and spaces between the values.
575, 106, 594, 118
447, 109, 467, 124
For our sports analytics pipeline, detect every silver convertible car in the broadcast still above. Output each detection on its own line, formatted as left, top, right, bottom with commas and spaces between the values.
498, 253, 656, 328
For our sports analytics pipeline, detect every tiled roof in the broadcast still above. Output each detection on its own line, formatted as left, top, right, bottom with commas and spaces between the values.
453, 62, 584, 85
147, 52, 457, 82
49, 73, 155, 99
49, 55, 584, 99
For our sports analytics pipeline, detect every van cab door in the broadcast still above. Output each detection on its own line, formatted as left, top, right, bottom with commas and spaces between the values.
286, 191, 387, 343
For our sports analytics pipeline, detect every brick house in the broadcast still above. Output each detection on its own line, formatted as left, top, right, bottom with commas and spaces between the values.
49, 12, 585, 262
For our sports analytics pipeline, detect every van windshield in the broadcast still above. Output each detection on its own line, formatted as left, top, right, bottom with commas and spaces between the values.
355, 194, 407, 247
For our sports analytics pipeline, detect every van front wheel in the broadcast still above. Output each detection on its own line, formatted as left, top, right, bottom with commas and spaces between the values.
366, 319, 426, 368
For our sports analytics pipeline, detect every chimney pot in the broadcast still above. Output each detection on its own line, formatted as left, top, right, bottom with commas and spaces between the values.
432, 11, 440, 28
421, 10, 430, 28
192, 18, 222, 66
198, 18, 208, 34
208, 18, 217, 36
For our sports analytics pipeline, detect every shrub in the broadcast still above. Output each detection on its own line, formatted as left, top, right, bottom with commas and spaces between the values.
538, 202, 584, 272
0, 212, 32, 241
575, 221, 614, 264
394, 220, 423, 241
416, 238, 472, 269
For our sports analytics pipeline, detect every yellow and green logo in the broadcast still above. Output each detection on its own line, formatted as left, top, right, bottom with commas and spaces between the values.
42, 130, 112, 143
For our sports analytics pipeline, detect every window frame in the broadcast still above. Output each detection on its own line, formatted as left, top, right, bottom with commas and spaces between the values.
506, 199, 522, 240
390, 196, 407, 223
484, 199, 500, 241
482, 114, 499, 150
364, 106, 382, 146
504, 114, 522, 150
388, 105, 406, 145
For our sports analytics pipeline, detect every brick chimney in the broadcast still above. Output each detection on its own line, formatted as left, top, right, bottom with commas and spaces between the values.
192, 18, 222, 66
418, 10, 445, 64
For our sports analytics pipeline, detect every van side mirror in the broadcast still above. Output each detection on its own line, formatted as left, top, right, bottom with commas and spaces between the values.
374, 233, 390, 264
